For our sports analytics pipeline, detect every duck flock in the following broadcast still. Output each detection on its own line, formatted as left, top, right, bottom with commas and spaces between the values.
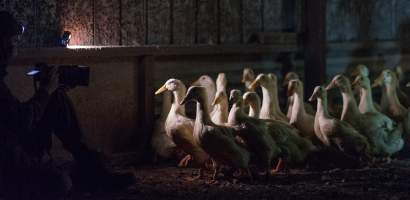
151, 64, 410, 181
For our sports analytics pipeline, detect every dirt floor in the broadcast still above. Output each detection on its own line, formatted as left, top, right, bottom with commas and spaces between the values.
72, 160, 410, 200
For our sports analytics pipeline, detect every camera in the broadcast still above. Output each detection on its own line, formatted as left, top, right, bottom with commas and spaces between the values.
27, 63, 90, 87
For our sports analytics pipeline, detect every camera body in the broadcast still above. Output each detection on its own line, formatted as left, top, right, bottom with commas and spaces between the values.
27, 63, 90, 87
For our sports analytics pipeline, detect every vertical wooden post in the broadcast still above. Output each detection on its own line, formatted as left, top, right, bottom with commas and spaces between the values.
136, 55, 155, 161
304, 0, 326, 99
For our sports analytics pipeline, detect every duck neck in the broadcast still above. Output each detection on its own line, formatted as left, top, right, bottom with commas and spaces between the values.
196, 95, 213, 125
228, 100, 246, 125
159, 91, 172, 120
316, 98, 330, 118
249, 102, 260, 118
170, 88, 186, 115
358, 87, 377, 113
385, 82, 403, 109
261, 85, 278, 114
290, 91, 305, 123
340, 88, 360, 121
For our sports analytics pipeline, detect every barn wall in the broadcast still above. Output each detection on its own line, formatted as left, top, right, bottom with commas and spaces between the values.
326, 0, 410, 81
0, 0, 302, 47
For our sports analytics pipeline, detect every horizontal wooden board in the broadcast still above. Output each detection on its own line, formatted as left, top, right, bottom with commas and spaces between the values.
220, 0, 242, 44
147, 0, 171, 44
94, 0, 121, 45
173, 0, 195, 45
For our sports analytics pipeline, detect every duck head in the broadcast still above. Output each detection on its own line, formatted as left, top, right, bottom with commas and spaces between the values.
287, 79, 303, 96
326, 75, 351, 92
243, 91, 261, 107
309, 86, 327, 102
212, 90, 227, 106
352, 74, 371, 90
351, 64, 369, 78
282, 72, 299, 87
192, 75, 216, 90
242, 67, 255, 84
155, 78, 184, 94
229, 89, 243, 104
372, 69, 395, 88
180, 86, 208, 105
249, 73, 276, 90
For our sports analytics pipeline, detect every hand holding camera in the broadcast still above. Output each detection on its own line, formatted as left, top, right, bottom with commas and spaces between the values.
27, 63, 90, 93
39, 66, 59, 94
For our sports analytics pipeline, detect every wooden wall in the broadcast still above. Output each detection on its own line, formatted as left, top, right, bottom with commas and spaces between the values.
0, 0, 302, 48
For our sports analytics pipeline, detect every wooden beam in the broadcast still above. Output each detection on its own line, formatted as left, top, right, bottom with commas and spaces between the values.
304, 0, 326, 99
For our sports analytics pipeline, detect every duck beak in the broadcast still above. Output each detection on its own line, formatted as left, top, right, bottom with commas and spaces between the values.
212, 94, 221, 106
191, 80, 200, 87
351, 76, 360, 88
372, 75, 383, 88
308, 93, 317, 102
325, 80, 336, 91
248, 80, 259, 91
155, 85, 167, 95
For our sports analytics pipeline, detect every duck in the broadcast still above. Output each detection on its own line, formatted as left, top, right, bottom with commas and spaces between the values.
282, 72, 315, 118
211, 73, 229, 125
192, 75, 216, 113
308, 86, 371, 161
243, 91, 261, 118
372, 70, 408, 122
287, 79, 316, 139
231, 90, 315, 167
394, 65, 410, 108
242, 67, 256, 92
227, 89, 281, 176
350, 64, 381, 113
326, 74, 403, 158
180, 86, 251, 180
249, 73, 288, 122
155, 79, 209, 167
151, 90, 177, 159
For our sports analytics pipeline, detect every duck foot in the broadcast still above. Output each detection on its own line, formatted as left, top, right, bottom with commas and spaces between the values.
270, 158, 284, 175
178, 155, 192, 167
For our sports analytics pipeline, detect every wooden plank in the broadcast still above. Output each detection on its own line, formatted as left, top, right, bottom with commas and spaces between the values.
304, 0, 326, 98
8, 0, 36, 48
243, 0, 262, 43
263, 0, 283, 32
94, 0, 120, 45
36, 0, 59, 47
326, 0, 358, 42
173, 0, 195, 45
367, 0, 393, 40
147, 0, 171, 44
121, 0, 145, 45
197, 0, 218, 44
396, 0, 410, 43
220, 0, 242, 44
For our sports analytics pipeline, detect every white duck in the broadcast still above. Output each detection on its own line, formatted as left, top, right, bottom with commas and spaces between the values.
151, 90, 177, 159
350, 64, 381, 113
373, 70, 408, 122
210, 73, 229, 125
155, 79, 209, 167
192, 75, 216, 113
326, 75, 404, 158
243, 91, 261, 118
249, 73, 288, 122
308, 86, 371, 160
287, 79, 316, 139
180, 86, 251, 180
242, 67, 256, 92
283, 72, 315, 119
